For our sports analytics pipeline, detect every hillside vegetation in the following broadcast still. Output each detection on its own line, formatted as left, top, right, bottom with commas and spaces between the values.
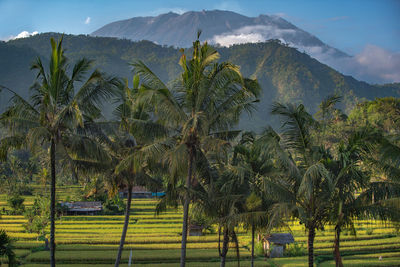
1, 33, 398, 130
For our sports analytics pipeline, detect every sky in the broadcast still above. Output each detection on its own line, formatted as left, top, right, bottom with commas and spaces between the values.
0, 0, 399, 55
1, 0, 399, 83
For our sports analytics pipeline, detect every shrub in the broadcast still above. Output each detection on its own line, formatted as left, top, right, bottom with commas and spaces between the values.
7, 194, 25, 215
254, 241, 264, 256
102, 195, 126, 215
23, 196, 50, 240
284, 242, 307, 257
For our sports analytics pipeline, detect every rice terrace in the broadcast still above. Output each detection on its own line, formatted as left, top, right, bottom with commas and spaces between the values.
0, 1, 400, 267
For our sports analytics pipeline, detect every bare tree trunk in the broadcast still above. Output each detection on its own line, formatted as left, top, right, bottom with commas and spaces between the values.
334, 225, 344, 267
251, 224, 255, 267
115, 184, 133, 267
219, 228, 229, 267
50, 139, 56, 267
307, 226, 315, 267
180, 149, 194, 267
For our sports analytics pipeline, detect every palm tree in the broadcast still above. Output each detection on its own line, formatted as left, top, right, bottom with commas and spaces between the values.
231, 131, 279, 267
0, 229, 16, 266
102, 75, 165, 267
326, 128, 400, 267
266, 103, 335, 267
132, 32, 260, 266
0, 36, 118, 267
192, 158, 245, 267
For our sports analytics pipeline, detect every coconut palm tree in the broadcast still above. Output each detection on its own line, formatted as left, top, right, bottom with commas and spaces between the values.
191, 157, 245, 267
101, 75, 167, 267
132, 32, 260, 266
0, 36, 118, 267
231, 131, 280, 267
327, 129, 400, 267
266, 102, 336, 267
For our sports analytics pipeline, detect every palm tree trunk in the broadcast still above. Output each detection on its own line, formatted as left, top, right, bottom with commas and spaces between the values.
72, 166, 78, 184
180, 149, 194, 267
251, 224, 255, 267
334, 225, 344, 267
220, 228, 229, 267
50, 139, 56, 267
307, 226, 315, 267
115, 184, 133, 267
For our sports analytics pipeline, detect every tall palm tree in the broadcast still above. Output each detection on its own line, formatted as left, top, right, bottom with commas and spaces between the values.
327, 129, 400, 267
231, 131, 279, 267
325, 130, 373, 267
132, 32, 260, 266
266, 103, 335, 267
101, 75, 166, 267
192, 157, 245, 267
0, 37, 118, 267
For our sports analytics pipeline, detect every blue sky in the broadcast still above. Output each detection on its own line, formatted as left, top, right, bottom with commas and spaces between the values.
0, 0, 399, 55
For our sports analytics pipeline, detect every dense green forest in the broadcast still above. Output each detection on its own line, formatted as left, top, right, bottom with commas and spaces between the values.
1, 33, 399, 130
1, 35, 400, 267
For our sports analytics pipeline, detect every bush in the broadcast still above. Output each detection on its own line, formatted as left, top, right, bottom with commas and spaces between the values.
102, 195, 126, 215
189, 208, 214, 234
16, 184, 33, 196
284, 242, 307, 257
254, 241, 265, 256
23, 195, 50, 240
7, 194, 25, 215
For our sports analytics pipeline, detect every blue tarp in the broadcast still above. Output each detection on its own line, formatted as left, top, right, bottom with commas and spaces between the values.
152, 192, 166, 197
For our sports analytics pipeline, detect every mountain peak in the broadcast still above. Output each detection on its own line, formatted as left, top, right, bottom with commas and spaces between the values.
91, 9, 347, 60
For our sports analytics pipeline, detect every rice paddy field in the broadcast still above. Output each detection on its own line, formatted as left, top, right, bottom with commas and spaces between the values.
1, 186, 400, 266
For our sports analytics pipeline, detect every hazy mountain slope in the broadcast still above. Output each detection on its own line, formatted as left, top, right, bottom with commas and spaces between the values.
1, 33, 399, 130
0, 41, 38, 109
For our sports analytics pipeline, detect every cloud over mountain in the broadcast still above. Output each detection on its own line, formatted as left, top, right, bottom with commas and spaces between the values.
5, 30, 38, 41
211, 25, 296, 46
325, 45, 400, 84
91, 10, 399, 84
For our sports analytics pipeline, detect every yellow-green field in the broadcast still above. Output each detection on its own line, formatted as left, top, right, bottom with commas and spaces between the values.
1, 187, 400, 266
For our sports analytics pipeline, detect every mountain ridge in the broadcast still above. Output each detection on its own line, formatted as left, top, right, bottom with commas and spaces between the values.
91, 10, 347, 59
1, 33, 399, 130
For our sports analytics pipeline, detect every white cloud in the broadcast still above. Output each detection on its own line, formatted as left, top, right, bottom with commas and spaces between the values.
5, 31, 38, 41
85, 17, 91, 25
213, 32, 264, 46
325, 45, 400, 84
212, 25, 400, 83
211, 25, 296, 47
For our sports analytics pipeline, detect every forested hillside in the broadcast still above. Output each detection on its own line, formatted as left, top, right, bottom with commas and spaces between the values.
1, 33, 399, 130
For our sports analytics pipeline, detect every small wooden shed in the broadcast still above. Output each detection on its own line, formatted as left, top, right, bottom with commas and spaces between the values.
264, 233, 294, 258
189, 224, 204, 236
